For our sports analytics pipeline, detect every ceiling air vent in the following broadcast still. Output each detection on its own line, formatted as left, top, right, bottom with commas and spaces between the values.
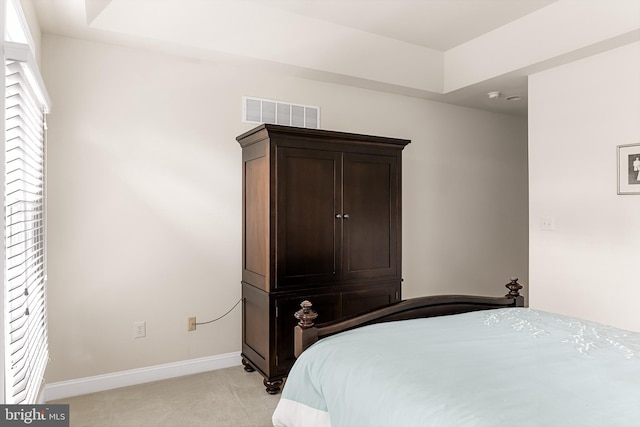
243, 96, 320, 129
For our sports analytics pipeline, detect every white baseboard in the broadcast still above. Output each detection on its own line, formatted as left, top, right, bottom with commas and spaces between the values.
44, 351, 242, 402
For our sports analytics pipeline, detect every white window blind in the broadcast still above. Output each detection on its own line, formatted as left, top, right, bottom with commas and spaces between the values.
4, 57, 48, 404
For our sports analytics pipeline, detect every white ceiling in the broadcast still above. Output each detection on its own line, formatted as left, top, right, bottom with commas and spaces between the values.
30, 0, 640, 116
242, 0, 557, 51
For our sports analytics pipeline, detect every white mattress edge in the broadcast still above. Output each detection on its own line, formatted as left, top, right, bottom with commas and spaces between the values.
272, 397, 331, 427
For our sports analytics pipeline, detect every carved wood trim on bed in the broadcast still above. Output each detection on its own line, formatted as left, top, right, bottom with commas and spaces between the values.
294, 278, 525, 357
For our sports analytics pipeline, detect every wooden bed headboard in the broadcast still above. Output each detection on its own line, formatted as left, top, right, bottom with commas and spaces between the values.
294, 278, 525, 357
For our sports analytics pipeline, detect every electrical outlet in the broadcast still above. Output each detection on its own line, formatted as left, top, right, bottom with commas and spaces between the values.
188, 317, 196, 332
133, 321, 146, 339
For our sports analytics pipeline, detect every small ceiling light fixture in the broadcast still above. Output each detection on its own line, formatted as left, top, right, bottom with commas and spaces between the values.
487, 91, 501, 99
506, 95, 524, 102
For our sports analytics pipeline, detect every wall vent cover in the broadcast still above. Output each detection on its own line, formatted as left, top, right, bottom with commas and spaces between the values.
243, 96, 320, 129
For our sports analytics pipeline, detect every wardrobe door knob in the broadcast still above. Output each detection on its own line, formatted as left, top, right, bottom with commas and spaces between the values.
343, 214, 350, 219
336, 214, 342, 219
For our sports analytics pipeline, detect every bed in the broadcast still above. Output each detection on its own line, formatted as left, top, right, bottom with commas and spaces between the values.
272, 279, 640, 427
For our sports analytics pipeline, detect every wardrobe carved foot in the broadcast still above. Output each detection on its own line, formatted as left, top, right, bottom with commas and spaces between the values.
241, 357, 255, 372
264, 379, 282, 394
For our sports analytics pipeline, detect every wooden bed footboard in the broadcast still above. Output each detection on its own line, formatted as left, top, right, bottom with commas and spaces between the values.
294, 278, 525, 357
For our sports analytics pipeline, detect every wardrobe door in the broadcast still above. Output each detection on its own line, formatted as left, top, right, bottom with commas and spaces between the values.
275, 147, 342, 288
342, 153, 399, 280
342, 283, 400, 317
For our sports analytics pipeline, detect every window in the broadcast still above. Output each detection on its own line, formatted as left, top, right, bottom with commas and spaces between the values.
2, 0, 50, 404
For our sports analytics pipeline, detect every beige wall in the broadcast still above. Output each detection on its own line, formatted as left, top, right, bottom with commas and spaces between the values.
42, 34, 528, 382
529, 41, 640, 331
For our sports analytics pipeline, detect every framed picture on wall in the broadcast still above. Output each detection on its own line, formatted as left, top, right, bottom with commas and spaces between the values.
618, 143, 640, 195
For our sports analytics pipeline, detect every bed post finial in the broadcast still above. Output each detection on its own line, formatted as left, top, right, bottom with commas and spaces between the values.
295, 300, 318, 329
505, 277, 523, 303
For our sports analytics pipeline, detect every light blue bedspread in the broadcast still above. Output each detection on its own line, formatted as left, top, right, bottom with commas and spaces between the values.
273, 308, 640, 427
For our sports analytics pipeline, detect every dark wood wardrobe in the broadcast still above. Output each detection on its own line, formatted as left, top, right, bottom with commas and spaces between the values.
237, 124, 410, 393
